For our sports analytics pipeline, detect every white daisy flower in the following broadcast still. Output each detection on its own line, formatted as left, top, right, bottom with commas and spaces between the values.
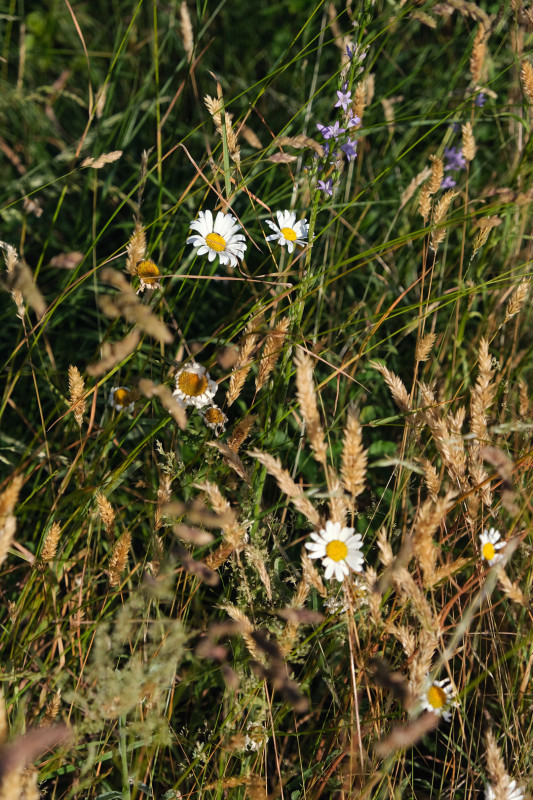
419, 676, 457, 721
486, 781, 525, 800
109, 386, 136, 413
187, 209, 247, 268
202, 405, 228, 435
173, 362, 218, 409
135, 258, 161, 293
305, 520, 364, 582
265, 210, 308, 253
479, 527, 505, 565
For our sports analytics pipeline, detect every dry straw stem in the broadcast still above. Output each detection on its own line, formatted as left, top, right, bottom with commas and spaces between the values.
462, 122, 476, 161
125, 219, 147, 276
227, 414, 256, 453
0, 690, 6, 744
3, 258, 45, 319
519, 379, 529, 417
226, 316, 262, 407
39, 522, 61, 568
179, 1, 194, 61
86, 330, 140, 376
255, 317, 290, 392
108, 530, 132, 586
68, 365, 86, 428
521, 59, 533, 103
0, 475, 23, 569
248, 450, 320, 527
80, 150, 122, 168
96, 492, 115, 538
413, 491, 456, 588
416, 332, 437, 363
341, 409, 367, 499
400, 166, 431, 209
370, 361, 411, 413
470, 24, 487, 83
98, 268, 172, 345
485, 729, 511, 800
505, 279, 529, 322
428, 155, 444, 195
409, 628, 439, 691
294, 349, 328, 465
138, 378, 187, 429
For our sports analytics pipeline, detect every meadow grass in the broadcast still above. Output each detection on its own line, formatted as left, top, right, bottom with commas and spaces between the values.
1, 1, 533, 798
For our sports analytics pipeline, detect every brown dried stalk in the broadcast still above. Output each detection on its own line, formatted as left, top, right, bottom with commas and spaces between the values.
294, 349, 327, 464
0, 475, 23, 569
68, 365, 86, 428
137, 379, 187, 429
430, 190, 457, 251
370, 361, 411, 413
341, 409, 367, 499
470, 24, 487, 83
485, 729, 511, 800
3, 258, 46, 319
413, 491, 456, 588
108, 531, 132, 586
227, 414, 256, 453
81, 150, 123, 168
428, 155, 444, 194
505, 279, 529, 322
470, 338, 496, 446
255, 317, 290, 392
38, 522, 61, 569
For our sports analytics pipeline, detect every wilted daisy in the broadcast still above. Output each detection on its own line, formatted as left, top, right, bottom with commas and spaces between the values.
419, 676, 457, 721
202, 405, 227, 435
135, 258, 161, 293
265, 210, 308, 254
173, 362, 217, 409
486, 781, 524, 800
109, 386, 136, 413
305, 520, 364, 582
187, 209, 247, 268
479, 527, 505, 565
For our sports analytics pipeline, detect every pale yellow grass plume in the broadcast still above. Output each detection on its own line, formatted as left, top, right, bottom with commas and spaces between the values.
497, 565, 525, 605
108, 530, 132, 586
471, 226, 491, 257
226, 315, 262, 407
255, 317, 290, 392
199, 481, 246, 570
301, 549, 327, 597
416, 332, 437, 363
409, 628, 439, 693
519, 379, 529, 417
240, 123, 262, 150
420, 458, 441, 502
521, 59, 533, 103
227, 414, 256, 453
138, 379, 187, 430
505, 279, 530, 322
40, 690, 61, 728
98, 268, 173, 345
0, 688, 7, 744
96, 492, 115, 539
364, 567, 382, 627
278, 579, 312, 658
485, 729, 512, 800
370, 361, 411, 413
352, 74, 373, 124
400, 166, 431, 210
413, 491, 456, 588
68, 365, 86, 428
385, 621, 417, 658
470, 24, 487, 83
430, 190, 457, 251
1, 241, 25, 317
274, 135, 324, 157
86, 330, 140, 377
38, 522, 61, 570
246, 545, 272, 602
294, 349, 327, 465
392, 565, 436, 632
470, 338, 496, 447
204, 94, 240, 167
81, 150, 123, 168
418, 181, 432, 221
248, 450, 320, 527
221, 603, 260, 660
462, 122, 476, 162
341, 408, 367, 500
180, 1, 194, 62
3, 254, 46, 320
428, 155, 444, 195
327, 476, 350, 525
125, 219, 147, 276
155, 474, 172, 532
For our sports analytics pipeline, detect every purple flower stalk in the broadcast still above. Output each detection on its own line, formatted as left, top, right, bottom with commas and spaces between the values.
347, 114, 361, 128
335, 89, 352, 111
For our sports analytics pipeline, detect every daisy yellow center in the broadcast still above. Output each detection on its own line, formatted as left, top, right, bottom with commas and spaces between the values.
427, 685, 446, 710
325, 539, 348, 562
205, 232, 227, 252
178, 371, 208, 397
115, 388, 132, 406
205, 407, 224, 424
482, 542, 495, 561
136, 259, 160, 282
280, 226, 297, 242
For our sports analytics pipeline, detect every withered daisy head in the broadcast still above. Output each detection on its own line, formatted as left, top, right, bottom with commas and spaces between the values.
109, 386, 136, 413
135, 258, 161, 293
173, 362, 217, 409
202, 405, 228, 435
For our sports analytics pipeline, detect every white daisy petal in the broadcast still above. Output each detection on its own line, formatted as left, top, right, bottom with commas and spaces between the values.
305, 520, 364, 583
264, 209, 309, 252
173, 361, 218, 409
187, 209, 247, 268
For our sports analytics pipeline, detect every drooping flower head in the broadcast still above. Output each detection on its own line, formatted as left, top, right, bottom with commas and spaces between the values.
305, 520, 364, 582
109, 386, 136, 413
202, 405, 228, 435
479, 527, 505, 565
419, 676, 457, 721
265, 210, 308, 254
173, 362, 218, 409
135, 258, 161, 293
187, 210, 247, 268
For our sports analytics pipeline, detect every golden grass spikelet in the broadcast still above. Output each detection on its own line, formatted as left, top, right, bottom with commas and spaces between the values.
341, 409, 367, 499
4, 258, 45, 319
221, 603, 260, 660
416, 332, 437, 363
400, 166, 431, 209
377, 527, 394, 567
39, 522, 61, 568
180, 1, 194, 61
409, 629, 439, 692
428, 155, 444, 194
328, 477, 350, 525
68, 365, 86, 428
86, 330, 140, 376
227, 414, 256, 453
413, 491, 456, 588
394, 567, 435, 631
385, 622, 417, 657
472, 226, 491, 256
353, 81, 366, 124
96, 492, 115, 538
496, 566, 525, 605
198, 481, 245, 569
409, 10, 437, 27
433, 0, 491, 27
1, 242, 25, 317
462, 122, 476, 161
470, 337, 496, 444
370, 361, 412, 413
99, 268, 172, 344
226, 316, 262, 407
81, 150, 123, 168
505, 279, 530, 322
301, 549, 327, 597
248, 450, 320, 526
294, 349, 327, 464
275, 135, 324, 157
430, 190, 457, 250
256, 317, 290, 392
138, 378, 187, 429
519, 379, 529, 417
484, 729, 510, 800
521, 59, 533, 103
279, 579, 311, 657
40, 690, 61, 727
240, 123, 262, 149
246, 546, 272, 602
0, 689, 7, 744
364, 567, 382, 626
155, 475, 172, 532
421, 459, 441, 501
125, 219, 147, 276
470, 24, 487, 83
418, 181, 432, 221
0, 474, 22, 569
108, 530, 132, 586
